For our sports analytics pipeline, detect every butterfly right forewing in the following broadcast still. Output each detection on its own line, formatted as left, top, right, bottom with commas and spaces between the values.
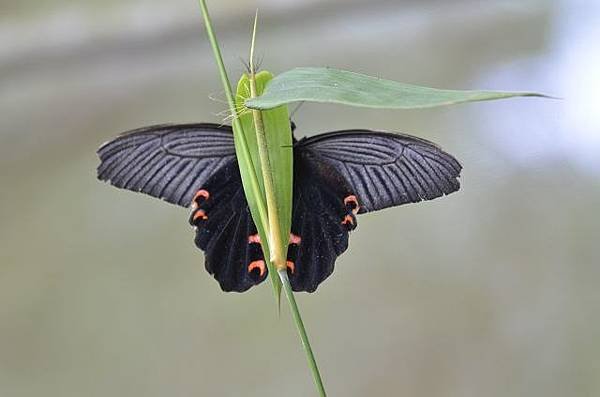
295, 130, 462, 213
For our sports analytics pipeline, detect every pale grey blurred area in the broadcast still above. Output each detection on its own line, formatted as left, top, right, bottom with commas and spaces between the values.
1, 0, 599, 396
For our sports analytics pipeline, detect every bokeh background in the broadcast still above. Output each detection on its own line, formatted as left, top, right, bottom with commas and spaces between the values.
1, 0, 598, 396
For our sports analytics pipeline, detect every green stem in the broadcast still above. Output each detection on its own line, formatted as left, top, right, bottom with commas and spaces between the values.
248, 12, 285, 267
279, 270, 327, 397
197, 0, 269, 234
249, 84, 285, 264
198, 0, 282, 304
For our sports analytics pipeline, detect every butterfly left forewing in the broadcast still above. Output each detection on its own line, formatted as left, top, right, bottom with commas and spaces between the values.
97, 123, 236, 207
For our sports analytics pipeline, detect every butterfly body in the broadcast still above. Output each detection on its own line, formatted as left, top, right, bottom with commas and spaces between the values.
97, 123, 461, 292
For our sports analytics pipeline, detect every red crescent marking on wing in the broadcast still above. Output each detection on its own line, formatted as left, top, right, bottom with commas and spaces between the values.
193, 209, 208, 221
341, 214, 354, 226
191, 189, 210, 208
344, 195, 360, 215
248, 260, 266, 277
248, 234, 261, 244
289, 233, 301, 245
195, 189, 210, 200
286, 260, 295, 274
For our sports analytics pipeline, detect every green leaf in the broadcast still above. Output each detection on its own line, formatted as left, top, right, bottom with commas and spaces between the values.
245, 67, 551, 110
234, 70, 293, 299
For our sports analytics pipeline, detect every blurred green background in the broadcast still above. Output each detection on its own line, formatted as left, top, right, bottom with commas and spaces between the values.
1, 0, 598, 396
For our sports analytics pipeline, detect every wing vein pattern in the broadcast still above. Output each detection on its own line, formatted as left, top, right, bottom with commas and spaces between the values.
297, 129, 462, 213
97, 123, 236, 207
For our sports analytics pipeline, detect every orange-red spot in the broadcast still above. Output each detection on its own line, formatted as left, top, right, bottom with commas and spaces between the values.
344, 195, 360, 214
193, 209, 208, 221
248, 234, 261, 244
289, 233, 301, 245
195, 189, 210, 200
191, 189, 210, 209
341, 214, 354, 226
248, 260, 266, 277
286, 260, 295, 274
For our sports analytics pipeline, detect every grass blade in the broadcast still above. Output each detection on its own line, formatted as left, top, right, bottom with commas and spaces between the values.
235, 70, 294, 304
280, 270, 327, 396
236, 71, 293, 270
197, 0, 281, 299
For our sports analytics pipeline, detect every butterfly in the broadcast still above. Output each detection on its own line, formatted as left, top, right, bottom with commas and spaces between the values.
97, 123, 461, 292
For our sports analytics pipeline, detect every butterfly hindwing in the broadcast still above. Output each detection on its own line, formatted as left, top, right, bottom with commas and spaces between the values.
97, 123, 236, 207
189, 161, 268, 292
295, 130, 462, 213
285, 149, 356, 292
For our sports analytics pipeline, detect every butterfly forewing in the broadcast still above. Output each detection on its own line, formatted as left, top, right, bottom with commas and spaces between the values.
97, 123, 236, 207
296, 130, 462, 213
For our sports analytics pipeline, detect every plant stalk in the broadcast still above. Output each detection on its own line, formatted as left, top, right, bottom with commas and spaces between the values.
199, 0, 282, 303
279, 270, 327, 397
247, 12, 285, 268
197, 0, 269, 235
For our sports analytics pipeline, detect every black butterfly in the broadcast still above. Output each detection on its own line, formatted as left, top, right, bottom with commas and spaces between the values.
97, 123, 461, 292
